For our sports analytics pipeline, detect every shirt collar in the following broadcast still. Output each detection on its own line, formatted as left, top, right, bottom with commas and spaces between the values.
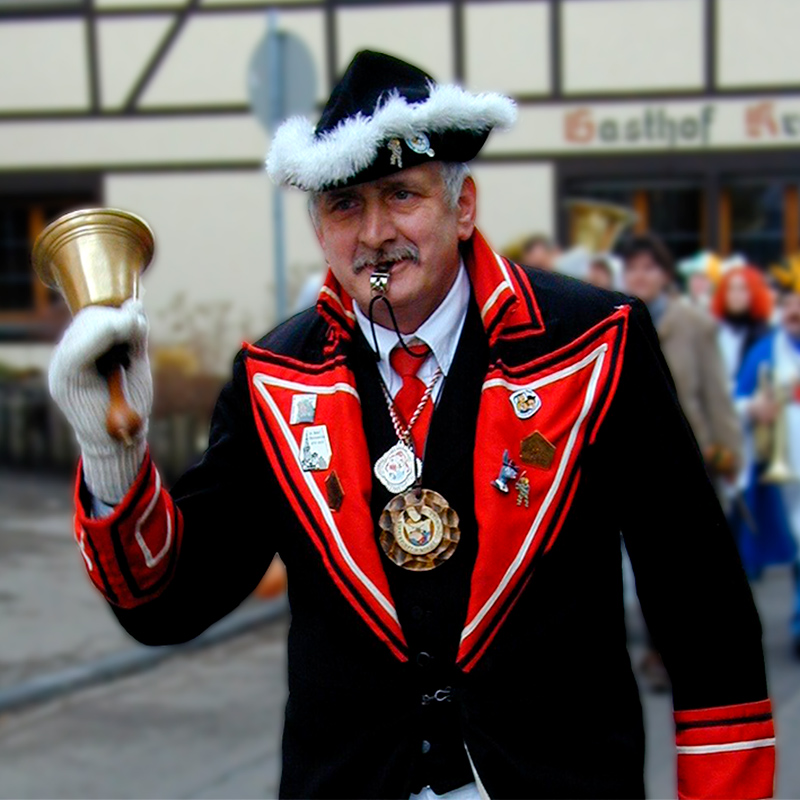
353, 260, 470, 377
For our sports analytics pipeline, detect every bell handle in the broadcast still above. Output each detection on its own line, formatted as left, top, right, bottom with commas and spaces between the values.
96, 344, 143, 447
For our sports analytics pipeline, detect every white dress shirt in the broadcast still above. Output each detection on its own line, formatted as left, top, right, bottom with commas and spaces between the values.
353, 261, 470, 404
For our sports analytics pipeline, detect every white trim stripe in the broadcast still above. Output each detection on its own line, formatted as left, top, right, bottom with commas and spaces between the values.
478, 252, 516, 323
677, 737, 776, 755
255, 373, 361, 401
493, 250, 513, 289
134, 468, 173, 569
461, 343, 608, 644
253, 375, 400, 626
480, 280, 512, 322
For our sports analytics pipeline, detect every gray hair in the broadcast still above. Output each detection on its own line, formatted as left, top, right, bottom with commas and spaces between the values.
308, 161, 471, 228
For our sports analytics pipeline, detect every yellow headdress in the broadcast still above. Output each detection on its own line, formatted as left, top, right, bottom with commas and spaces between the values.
769, 253, 800, 294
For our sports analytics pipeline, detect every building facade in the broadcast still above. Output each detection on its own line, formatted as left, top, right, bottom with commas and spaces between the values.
1, 0, 798, 371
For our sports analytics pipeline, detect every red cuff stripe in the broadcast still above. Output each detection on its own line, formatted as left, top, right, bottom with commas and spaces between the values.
675, 699, 773, 725
73, 449, 182, 608
675, 700, 775, 799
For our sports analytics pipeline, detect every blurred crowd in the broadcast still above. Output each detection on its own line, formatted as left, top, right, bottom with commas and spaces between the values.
504, 227, 800, 665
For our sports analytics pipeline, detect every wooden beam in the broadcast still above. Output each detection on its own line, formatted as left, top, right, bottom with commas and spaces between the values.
27, 204, 48, 314
784, 184, 799, 256
632, 190, 649, 234
718, 188, 731, 257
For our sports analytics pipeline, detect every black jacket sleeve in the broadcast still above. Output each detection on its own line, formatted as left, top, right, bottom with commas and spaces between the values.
606, 299, 768, 710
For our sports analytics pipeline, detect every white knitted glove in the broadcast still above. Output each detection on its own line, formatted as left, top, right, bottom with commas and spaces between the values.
49, 298, 153, 505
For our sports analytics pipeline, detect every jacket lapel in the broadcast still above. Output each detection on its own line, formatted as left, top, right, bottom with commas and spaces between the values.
242, 345, 409, 662
457, 306, 630, 670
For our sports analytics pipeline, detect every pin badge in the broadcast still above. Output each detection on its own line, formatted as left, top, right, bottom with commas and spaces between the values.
325, 471, 345, 511
509, 388, 541, 420
387, 138, 403, 168
299, 425, 332, 472
374, 442, 421, 494
291, 393, 317, 425
491, 449, 519, 493
520, 431, 556, 470
516, 473, 530, 508
405, 132, 435, 158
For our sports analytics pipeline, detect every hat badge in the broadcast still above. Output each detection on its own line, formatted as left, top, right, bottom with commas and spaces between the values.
387, 138, 403, 168
405, 132, 435, 158
510, 388, 542, 420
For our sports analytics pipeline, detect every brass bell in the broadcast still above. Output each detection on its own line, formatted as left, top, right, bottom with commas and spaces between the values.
31, 208, 155, 446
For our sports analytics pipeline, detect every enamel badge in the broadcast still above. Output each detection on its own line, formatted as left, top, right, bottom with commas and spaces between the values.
509, 388, 541, 420
405, 132, 435, 158
491, 449, 519, 493
374, 442, 421, 494
520, 431, 556, 470
299, 425, 332, 471
387, 138, 403, 168
325, 471, 345, 511
290, 393, 317, 425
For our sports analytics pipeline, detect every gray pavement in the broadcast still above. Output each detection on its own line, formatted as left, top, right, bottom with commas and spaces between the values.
0, 624, 288, 800
0, 469, 135, 689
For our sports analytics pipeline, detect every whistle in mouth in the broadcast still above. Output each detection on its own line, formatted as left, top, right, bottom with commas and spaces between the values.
370, 270, 391, 294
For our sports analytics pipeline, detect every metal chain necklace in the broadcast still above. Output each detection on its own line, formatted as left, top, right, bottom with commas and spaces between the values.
379, 367, 443, 449
367, 278, 461, 572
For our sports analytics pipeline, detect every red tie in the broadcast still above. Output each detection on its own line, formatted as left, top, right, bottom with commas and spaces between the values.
390, 342, 434, 456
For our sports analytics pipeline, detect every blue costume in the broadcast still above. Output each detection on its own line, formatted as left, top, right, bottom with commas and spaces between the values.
736, 332, 800, 644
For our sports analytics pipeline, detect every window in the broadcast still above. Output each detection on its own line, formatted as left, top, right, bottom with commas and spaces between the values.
564, 178, 704, 262
721, 180, 791, 268
0, 186, 99, 342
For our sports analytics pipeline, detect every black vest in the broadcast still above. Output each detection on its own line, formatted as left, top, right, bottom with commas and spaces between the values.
349, 296, 488, 793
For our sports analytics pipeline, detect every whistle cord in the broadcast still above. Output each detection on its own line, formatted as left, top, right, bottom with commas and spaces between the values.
367, 293, 429, 362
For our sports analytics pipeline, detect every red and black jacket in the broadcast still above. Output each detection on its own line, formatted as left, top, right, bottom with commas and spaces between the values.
73, 230, 774, 799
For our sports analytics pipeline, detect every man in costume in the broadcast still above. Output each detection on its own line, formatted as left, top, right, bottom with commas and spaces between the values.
49, 52, 774, 799
735, 259, 800, 647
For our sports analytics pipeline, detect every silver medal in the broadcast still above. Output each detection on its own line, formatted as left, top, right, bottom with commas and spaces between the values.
374, 441, 421, 494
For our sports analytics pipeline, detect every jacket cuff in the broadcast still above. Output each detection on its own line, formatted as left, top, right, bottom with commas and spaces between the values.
73, 447, 183, 609
675, 699, 776, 799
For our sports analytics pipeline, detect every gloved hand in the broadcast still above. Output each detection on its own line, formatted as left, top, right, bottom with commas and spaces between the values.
49, 298, 153, 505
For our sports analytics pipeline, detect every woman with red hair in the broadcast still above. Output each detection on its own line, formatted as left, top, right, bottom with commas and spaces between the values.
712, 264, 774, 386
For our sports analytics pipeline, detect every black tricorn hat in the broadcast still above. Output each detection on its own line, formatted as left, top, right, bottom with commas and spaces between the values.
266, 50, 516, 192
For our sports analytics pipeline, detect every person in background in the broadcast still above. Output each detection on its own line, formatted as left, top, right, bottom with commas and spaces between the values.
586, 253, 622, 291
736, 262, 800, 653
712, 263, 774, 389
520, 233, 559, 271
622, 234, 742, 490
678, 250, 723, 311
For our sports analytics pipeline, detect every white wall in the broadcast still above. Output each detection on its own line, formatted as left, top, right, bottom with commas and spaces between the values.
464, 1, 550, 96
562, 0, 704, 94
141, 9, 327, 107
718, 0, 800, 88
0, 20, 89, 111
0, 117, 267, 170
470, 162, 555, 251
97, 17, 173, 109
104, 171, 275, 371
336, 4, 454, 82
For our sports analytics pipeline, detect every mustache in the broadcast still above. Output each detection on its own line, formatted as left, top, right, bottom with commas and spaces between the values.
352, 244, 420, 274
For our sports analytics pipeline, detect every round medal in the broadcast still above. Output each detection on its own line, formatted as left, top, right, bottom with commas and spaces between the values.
379, 488, 460, 571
